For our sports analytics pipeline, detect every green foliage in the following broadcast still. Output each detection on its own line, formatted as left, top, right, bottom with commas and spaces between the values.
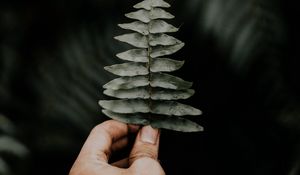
99, 0, 203, 132
0, 115, 29, 175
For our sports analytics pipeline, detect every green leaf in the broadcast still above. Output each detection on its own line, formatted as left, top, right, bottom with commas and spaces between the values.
125, 8, 174, 23
104, 87, 194, 100
151, 43, 185, 58
133, 0, 171, 10
103, 76, 149, 90
149, 34, 182, 46
151, 101, 202, 116
151, 89, 195, 100
114, 33, 148, 48
150, 8, 174, 20
149, 20, 179, 34
118, 22, 149, 35
104, 87, 150, 99
100, 0, 204, 132
150, 115, 204, 132
151, 73, 193, 90
150, 58, 184, 72
0, 136, 29, 157
116, 49, 148, 63
125, 9, 152, 23
100, 100, 202, 116
99, 100, 150, 113
102, 110, 203, 132
0, 158, 10, 175
102, 110, 150, 125
104, 63, 148, 76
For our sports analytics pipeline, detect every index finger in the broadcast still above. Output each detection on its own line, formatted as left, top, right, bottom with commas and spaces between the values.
77, 120, 139, 163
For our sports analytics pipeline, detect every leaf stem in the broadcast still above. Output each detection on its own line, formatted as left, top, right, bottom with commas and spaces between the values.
147, 9, 153, 112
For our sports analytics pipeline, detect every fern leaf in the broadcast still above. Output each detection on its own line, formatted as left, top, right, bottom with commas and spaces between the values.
99, 0, 203, 132
149, 20, 179, 33
103, 76, 149, 90
151, 43, 185, 58
150, 73, 193, 90
104, 87, 150, 99
118, 22, 149, 35
102, 110, 150, 125
104, 87, 194, 100
151, 101, 202, 116
150, 58, 184, 72
149, 34, 183, 46
114, 33, 148, 48
150, 88, 195, 100
116, 49, 148, 62
102, 110, 203, 132
104, 63, 148, 76
150, 115, 204, 132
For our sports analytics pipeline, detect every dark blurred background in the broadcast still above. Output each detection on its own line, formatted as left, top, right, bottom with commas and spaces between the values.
0, 0, 299, 174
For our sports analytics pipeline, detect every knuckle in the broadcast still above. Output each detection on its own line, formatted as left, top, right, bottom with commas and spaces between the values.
130, 146, 157, 163
90, 122, 111, 139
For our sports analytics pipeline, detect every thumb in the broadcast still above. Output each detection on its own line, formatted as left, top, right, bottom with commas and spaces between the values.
129, 125, 160, 166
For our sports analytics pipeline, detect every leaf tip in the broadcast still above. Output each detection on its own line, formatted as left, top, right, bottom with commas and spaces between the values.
103, 66, 110, 71
98, 100, 105, 108
114, 36, 120, 41
195, 108, 203, 116
195, 125, 204, 132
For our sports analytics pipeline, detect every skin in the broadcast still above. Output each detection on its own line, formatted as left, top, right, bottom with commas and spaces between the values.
69, 120, 165, 175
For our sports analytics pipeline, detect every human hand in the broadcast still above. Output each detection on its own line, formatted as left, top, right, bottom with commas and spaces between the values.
69, 120, 165, 175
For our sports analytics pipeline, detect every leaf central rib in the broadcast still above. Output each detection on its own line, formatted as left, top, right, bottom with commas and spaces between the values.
146, 13, 153, 111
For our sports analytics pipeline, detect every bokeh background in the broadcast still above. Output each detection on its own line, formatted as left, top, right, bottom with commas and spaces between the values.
1, 0, 300, 174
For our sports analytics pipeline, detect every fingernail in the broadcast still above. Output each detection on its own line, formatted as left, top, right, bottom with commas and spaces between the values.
140, 125, 159, 144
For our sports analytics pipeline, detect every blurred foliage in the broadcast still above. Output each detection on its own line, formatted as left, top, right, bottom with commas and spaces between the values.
0, 0, 299, 174
0, 115, 29, 175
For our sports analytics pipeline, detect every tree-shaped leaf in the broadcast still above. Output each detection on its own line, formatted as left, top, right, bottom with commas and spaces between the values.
99, 0, 203, 132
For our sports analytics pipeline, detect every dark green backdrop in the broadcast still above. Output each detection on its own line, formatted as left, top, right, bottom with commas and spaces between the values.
1, 0, 299, 174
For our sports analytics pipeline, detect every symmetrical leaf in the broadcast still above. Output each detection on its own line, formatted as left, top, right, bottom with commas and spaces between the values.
99, 0, 203, 132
